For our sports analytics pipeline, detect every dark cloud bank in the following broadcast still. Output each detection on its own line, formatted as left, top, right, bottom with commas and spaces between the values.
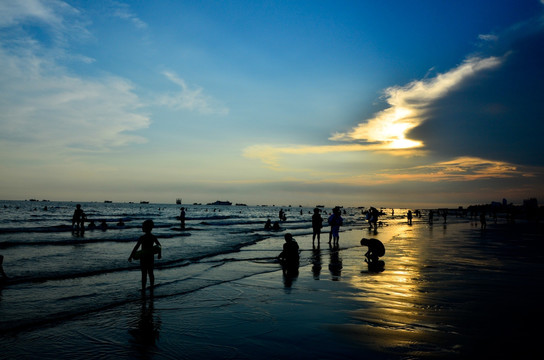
410, 17, 544, 167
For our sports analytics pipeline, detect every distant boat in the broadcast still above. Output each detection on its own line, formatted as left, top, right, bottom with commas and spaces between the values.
235, 203, 247, 206
207, 200, 232, 206
316, 205, 325, 208
176, 198, 182, 205
140, 201, 149, 204
104, 200, 112, 203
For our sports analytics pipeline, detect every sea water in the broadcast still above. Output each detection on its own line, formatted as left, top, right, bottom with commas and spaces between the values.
1, 201, 543, 359
0, 200, 381, 334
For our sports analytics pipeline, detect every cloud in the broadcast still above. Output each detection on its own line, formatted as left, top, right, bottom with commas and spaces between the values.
157, 71, 229, 115
0, 0, 150, 154
330, 56, 502, 151
0, 0, 90, 46
411, 17, 544, 166
376, 157, 525, 183
109, 1, 147, 29
478, 34, 498, 42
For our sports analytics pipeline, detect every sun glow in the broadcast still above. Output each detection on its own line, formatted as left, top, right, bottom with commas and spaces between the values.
331, 56, 502, 152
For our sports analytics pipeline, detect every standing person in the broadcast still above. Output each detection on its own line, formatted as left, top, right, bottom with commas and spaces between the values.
480, 212, 487, 230
371, 207, 379, 231
279, 209, 286, 221
328, 207, 343, 247
312, 208, 323, 247
72, 204, 84, 231
179, 207, 186, 230
129, 220, 162, 296
407, 210, 413, 225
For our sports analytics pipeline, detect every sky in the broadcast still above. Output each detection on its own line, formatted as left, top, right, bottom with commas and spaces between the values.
1, 0, 543, 208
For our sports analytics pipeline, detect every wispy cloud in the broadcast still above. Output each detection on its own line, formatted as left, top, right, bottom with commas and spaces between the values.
109, 1, 147, 29
478, 33, 498, 42
243, 143, 424, 171
376, 157, 524, 183
330, 56, 503, 150
157, 71, 229, 115
0, 0, 149, 153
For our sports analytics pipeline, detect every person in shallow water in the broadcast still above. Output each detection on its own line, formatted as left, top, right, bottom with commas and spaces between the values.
312, 208, 323, 247
360, 238, 385, 262
360, 238, 385, 272
72, 204, 84, 231
278, 233, 299, 265
278, 233, 300, 280
129, 220, 162, 295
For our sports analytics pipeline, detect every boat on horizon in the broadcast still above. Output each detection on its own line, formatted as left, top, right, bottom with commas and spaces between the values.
207, 200, 232, 206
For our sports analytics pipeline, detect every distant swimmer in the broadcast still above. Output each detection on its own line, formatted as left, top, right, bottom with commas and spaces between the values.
129, 219, 162, 296
360, 238, 385, 262
72, 204, 84, 231
264, 218, 272, 230
117, 219, 125, 227
179, 207, 186, 230
100, 220, 108, 230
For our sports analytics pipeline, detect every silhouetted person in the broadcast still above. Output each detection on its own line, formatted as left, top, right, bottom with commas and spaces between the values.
480, 212, 487, 230
88, 220, 97, 230
72, 204, 84, 231
279, 209, 286, 221
371, 207, 379, 230
117, 219, 125, 227
272, 221, 281, 230
264, 218, 272, 230
312, 208, 323, 247
179, 207, 186, 230
129, 220, 162, 296
328, 207, 343, 246
278, 233, 299, 281
278, 233, 299, 263
407, 210, 413, 225
100, 220, 108, 230
360, 238, 385, 262
428, 210, 434, 225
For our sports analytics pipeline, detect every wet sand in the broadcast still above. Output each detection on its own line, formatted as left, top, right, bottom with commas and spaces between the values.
2, 220, 543, 359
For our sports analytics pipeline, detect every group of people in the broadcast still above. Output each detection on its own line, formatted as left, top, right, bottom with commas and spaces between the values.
71, 204, 383, 296
72, 204, 125, 232
311, 206, 343, 247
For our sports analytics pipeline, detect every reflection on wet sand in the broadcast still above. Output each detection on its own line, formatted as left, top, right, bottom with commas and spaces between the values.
344, 225, 463, 358
338, 222, 544, 358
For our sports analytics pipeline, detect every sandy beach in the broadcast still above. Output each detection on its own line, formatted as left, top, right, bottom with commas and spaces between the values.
2, 216, 543, 359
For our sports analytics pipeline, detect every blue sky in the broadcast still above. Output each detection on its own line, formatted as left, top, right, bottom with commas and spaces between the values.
1, 0, 543, 207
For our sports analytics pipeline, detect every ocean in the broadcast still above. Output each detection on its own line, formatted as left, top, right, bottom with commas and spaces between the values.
1, 200, 543, 359
0, 200, 372, 333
